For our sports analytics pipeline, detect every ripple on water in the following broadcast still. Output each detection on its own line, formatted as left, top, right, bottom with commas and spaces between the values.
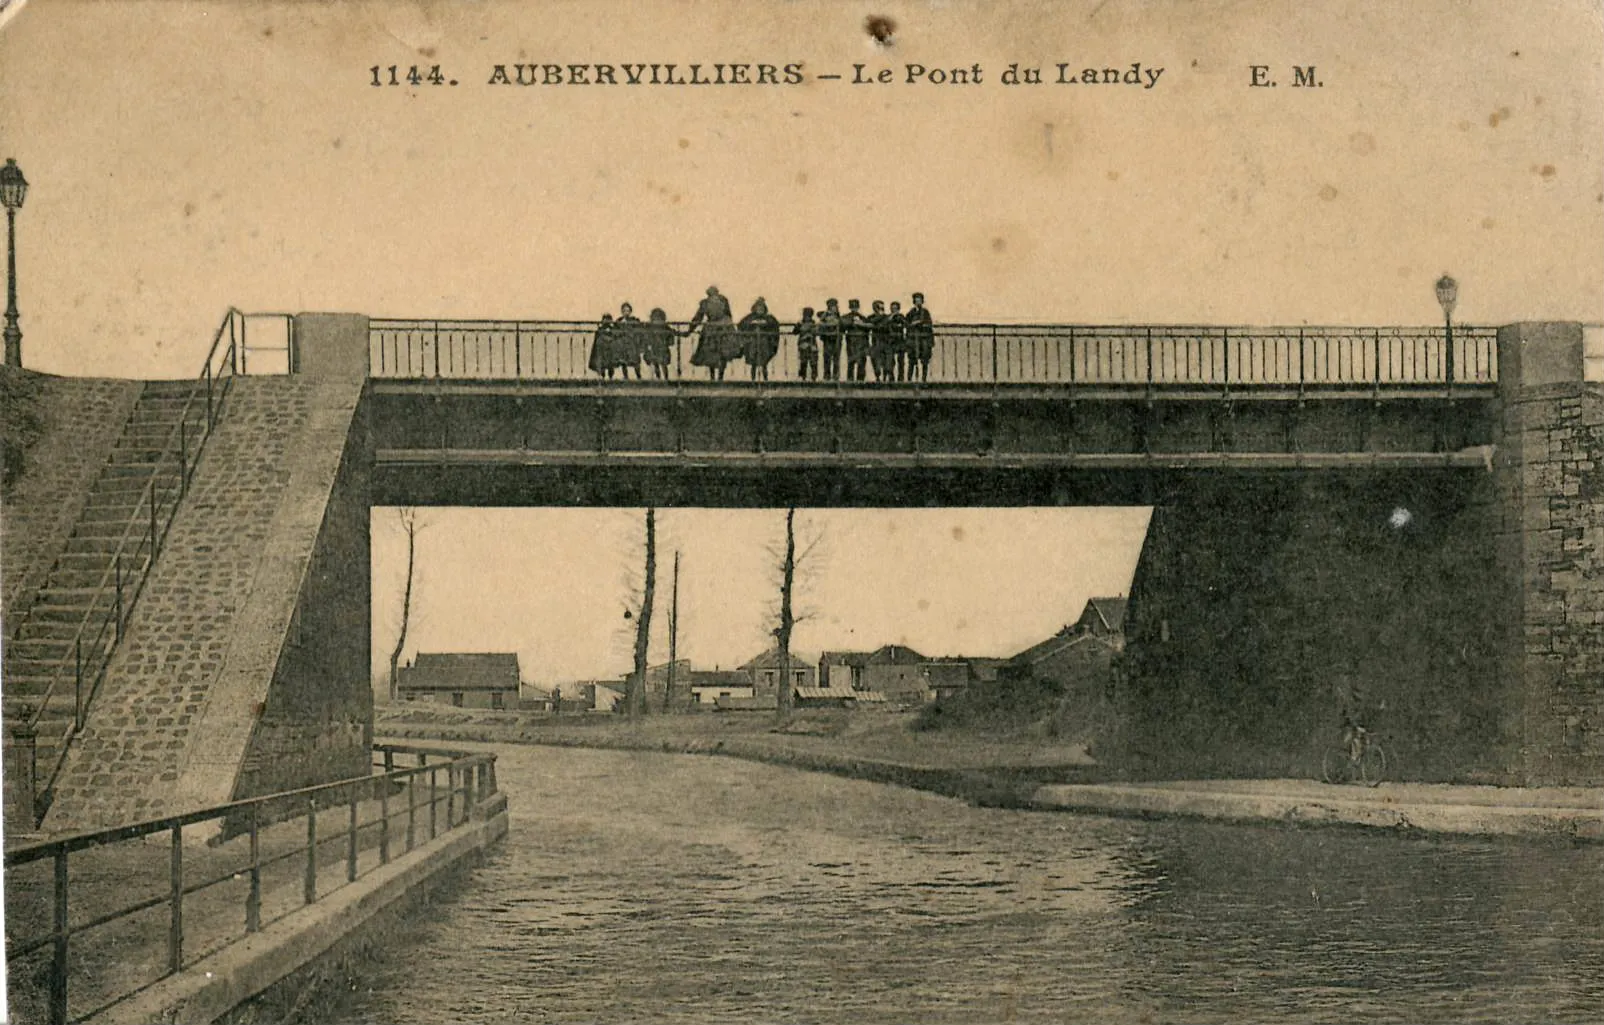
317, 746, 1604, 1025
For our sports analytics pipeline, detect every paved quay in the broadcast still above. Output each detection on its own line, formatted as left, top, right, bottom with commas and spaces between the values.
1030, 779, 1604, 841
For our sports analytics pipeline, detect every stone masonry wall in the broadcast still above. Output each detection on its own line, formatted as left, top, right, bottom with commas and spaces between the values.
1116, 469, 1513, 783
234, 390, 373, 798
0, 369, 142, 627
44, 372, 368, 830
1499, 381, 1604, 784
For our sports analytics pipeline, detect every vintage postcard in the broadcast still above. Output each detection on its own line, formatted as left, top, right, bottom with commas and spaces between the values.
1, 1, 1601, 1022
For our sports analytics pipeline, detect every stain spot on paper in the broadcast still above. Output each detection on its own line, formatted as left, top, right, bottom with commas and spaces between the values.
1534, 164, 1556, 178
183, 202, 196, 217
1348, 132, 1375, 155
865, 15, 896, 46
1106, 170, 1120, 182
991, 237, 1007, 253
796, 171, 809, 186
1481, 217, 1496, 229
951, 526, 965, 541
678, 138, 691, 149
1318, 184, 1339, 201
1488, 107, 1511, 127
419, 46, 436, 58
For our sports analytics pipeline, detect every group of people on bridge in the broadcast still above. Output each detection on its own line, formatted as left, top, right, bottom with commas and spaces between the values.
588, 286, 936, 382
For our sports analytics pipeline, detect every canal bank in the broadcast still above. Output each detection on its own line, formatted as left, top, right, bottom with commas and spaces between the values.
4, 745, 507, 1025
377, 709, 1604, 843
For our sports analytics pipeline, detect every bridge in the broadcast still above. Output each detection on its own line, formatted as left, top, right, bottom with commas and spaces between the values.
364, 318, 1500, 506
3, 312, 1599, 844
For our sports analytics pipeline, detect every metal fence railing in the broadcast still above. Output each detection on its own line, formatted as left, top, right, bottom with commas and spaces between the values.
3, 744, 500, 1025
368, 320, 1499, 388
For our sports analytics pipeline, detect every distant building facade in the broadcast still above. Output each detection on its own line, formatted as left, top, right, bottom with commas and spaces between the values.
740, 647, 818, 701
688, 670, 753, 706
397, 652, 522, 709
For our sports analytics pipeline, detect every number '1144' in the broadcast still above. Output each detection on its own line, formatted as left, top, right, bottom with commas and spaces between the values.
371, 65, 448, 86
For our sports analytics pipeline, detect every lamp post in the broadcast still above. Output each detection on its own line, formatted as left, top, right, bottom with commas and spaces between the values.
1434, 273, 1458, 386
1, 158, 28, 368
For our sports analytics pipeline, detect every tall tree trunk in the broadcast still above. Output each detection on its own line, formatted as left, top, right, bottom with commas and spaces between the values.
387, 508, 419, 702
629, 507, 657, 718
776, 507, 796, 720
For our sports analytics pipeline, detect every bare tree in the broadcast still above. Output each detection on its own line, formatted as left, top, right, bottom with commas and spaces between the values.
775, 508, 798, 719
387, 508, 424, 702
773, 509, 825, 721
626, 507, 657, 718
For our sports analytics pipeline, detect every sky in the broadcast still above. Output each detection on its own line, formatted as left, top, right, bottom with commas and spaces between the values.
3, 0, 1601, 684
372, 507, 1151, 685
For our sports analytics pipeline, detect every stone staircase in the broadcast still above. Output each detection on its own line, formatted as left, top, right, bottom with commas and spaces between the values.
4, 380, 210, 824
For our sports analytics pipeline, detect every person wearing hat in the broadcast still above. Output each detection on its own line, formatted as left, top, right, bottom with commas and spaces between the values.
616, 301, 643, 379
640, 307, 681, 380
842, 299, 871, 382
738, 297, 781, 381
793, 307, 819, 381
818, 298, 843, 381
906, 292, 934, 382
688, 285, 735, 380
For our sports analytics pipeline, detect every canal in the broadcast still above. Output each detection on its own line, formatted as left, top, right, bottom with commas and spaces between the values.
311, 746, 1603, 1023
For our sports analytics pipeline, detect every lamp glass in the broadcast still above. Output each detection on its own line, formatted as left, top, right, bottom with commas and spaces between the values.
0, 159, 27, 210
1434, 275, 1458, 316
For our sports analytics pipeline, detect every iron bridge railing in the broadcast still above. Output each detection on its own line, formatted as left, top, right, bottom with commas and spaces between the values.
369, 319, 1499, 389
3, 744, 499, 1025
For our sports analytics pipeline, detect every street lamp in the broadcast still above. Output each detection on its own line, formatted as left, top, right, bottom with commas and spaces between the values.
1434, 273, 1458, 385
1, 158, 28, 368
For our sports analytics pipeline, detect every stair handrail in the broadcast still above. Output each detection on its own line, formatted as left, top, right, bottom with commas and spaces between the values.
13, 308, 243, 820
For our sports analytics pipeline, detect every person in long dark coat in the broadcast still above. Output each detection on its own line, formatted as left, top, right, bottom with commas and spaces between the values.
819, 299, 843, 381
588, 313, 619, 378
640, 308, 679, 380
737, 298, 781, 381
616, 302, 643, 379
906, 292, 934, 382
688, 285, 735, 380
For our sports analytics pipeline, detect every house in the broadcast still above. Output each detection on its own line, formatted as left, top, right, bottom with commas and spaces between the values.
688, 669, 753, 707
396, 652, 522, 710
819, 645, 934, 704
1072, 596, 1128, 645
1003, 624, 1121, 706
586, 680, 625, 713
647, 658, 694, 710
818, 650, 872, 691
740, 647, 818, 700
923, 656, 1005, 701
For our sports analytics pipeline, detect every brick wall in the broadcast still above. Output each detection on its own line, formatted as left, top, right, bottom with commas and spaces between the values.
1498, 381, 1604, 784
0, 369, 141, 625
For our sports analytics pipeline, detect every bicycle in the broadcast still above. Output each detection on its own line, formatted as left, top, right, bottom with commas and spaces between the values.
1321, 724, 1387, 786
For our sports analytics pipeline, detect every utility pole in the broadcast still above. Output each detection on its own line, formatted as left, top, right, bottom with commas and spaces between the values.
664, 550, 680, 713
628, 507, 657, 718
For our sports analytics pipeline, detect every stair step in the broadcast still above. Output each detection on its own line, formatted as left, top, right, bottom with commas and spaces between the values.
70, 517, 160, 540
5, 638, 109, 663
50, 551, 149, 571
141, 379, 204, 395
45, 563, 148, 589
